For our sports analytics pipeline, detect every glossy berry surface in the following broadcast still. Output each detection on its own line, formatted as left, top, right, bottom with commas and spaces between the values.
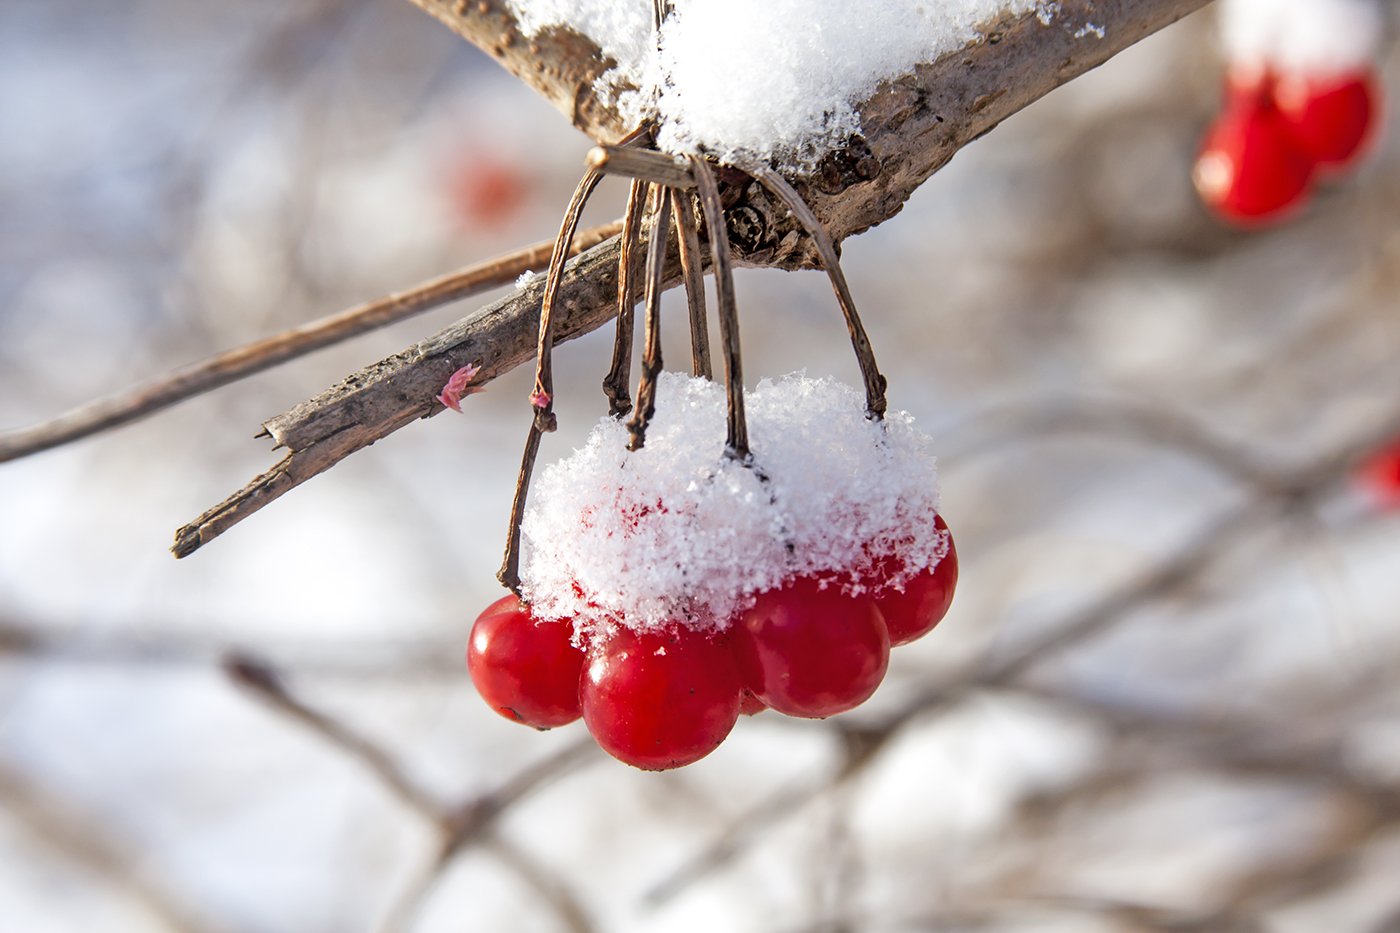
581, 626, 741, 770
1275, 71, 1380, 170
1194, 91, 1314, 226
874, 515, 959, 646
732, 576, 890, 719
467, 595, 584, 729
738, 689, 768, 716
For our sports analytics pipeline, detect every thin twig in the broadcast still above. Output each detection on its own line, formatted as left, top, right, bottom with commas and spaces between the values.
690, 156, 749, 461
671, 188, 713, 379
0, 760, 217, 933
0, 221, 621, 465
603, 179, 651, 417
587, 145, 694, 189
627, 187, 673, 451
222, 653, 441, 819
499, 167, 605, 592
749, 164, 887, 419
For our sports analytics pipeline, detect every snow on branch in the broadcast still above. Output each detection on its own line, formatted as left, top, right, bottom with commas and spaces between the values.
174, 0, 1208, 556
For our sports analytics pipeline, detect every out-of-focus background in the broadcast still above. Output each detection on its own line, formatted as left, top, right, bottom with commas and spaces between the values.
2, 1, 1400, 930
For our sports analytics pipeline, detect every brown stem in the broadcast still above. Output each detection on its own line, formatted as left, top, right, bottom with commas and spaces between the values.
750, 165, 887, 419
602, 179, 651, 417
586, 145, 694, 189
499, 167, 604, 592
627, 188, 674, 451
0, 221, 621, 464
671, 188, 712, 380
689, 157, 748, 462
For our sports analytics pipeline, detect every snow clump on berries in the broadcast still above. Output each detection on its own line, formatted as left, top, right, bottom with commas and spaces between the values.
504, 0, 1054, 169
1220, 0, 1383, 77
518, 372, 948, 640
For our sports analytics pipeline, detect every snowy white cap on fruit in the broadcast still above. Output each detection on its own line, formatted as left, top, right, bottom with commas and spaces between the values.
518, 373, 950, 639
1220, 0, 1383, 76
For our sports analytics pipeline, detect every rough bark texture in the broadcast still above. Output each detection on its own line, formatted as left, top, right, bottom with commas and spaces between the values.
175, 0, 1210, 556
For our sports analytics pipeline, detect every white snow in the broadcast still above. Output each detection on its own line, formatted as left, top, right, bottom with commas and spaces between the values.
506, 0, 1050, 169
1219, 0, 1383, 76
518, 373, 949, 638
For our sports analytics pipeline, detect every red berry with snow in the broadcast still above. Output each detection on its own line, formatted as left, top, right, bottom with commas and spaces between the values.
1274, 70, 1380, 170
581, 625, 742, 770
732, 576, 890, 719
467, 595, 585, 729
874, 515, 958, 646
1194, 88, 1314, 226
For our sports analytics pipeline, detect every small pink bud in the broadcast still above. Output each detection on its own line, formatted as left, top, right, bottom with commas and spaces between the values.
530, 387, 552, 410
437, 363, 482, 412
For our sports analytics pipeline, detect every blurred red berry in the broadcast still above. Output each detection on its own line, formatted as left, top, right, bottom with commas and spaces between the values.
467, 595, 584, 729
448, 155, 529, 230
732, 576, 889, 719
1275, 70, 1381, 170
1356, 440, 1400, 508
581, 625, 741, 770
1194, 82, 1314, 226
874, 515, 959, 646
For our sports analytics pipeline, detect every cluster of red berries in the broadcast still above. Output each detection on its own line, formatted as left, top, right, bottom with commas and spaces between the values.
467, 516, 958, 770
1194, 66, 1380, 226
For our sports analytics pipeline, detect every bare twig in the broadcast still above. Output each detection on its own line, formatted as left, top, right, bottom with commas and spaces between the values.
691, 157, 749, 461
223, 652, 441, 819
0, 760, 217, 933
749, 164, 887, 418
0, 221, 621, 464
500, 167, 605, 592
671, 188, 713, 379
587, 145, 695, 189
603, 179, 652, 417
626, 186, 673, 450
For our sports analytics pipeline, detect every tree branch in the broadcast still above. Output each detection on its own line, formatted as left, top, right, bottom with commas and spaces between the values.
175, 0, 1209, 556
0, 220, 620, 464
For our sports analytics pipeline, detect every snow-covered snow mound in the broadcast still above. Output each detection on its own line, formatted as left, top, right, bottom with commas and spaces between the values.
1220, 0, 1383, 77
506, 0, 1046, 168
519, 372, 949, 639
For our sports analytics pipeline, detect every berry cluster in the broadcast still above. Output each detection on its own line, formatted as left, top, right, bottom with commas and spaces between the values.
1194, 68, 1380, 225
468, 518, 957, 770
465, 373, 956, 770
1195, 0, 1383, 226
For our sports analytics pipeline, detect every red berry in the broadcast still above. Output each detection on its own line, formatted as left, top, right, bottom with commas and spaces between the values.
467, 595, 584, 729
874, 515, 959, 646
1356, 439, 1400, 509
1194, 86, 1314, 226
732, 576, 890, 719
448, 156, 529, 230
581, 625, 741, 770
738, 689, 768, 716
1274, 70, 1381, 170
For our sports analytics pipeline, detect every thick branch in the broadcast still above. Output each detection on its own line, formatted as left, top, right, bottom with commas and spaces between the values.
176, 0, 1208, 555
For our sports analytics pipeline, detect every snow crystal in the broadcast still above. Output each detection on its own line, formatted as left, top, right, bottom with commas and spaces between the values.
1220, 0, 1383, 76
507, 0, 1044, 169
515, 269, 539, 289
519, 373, 949, 638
